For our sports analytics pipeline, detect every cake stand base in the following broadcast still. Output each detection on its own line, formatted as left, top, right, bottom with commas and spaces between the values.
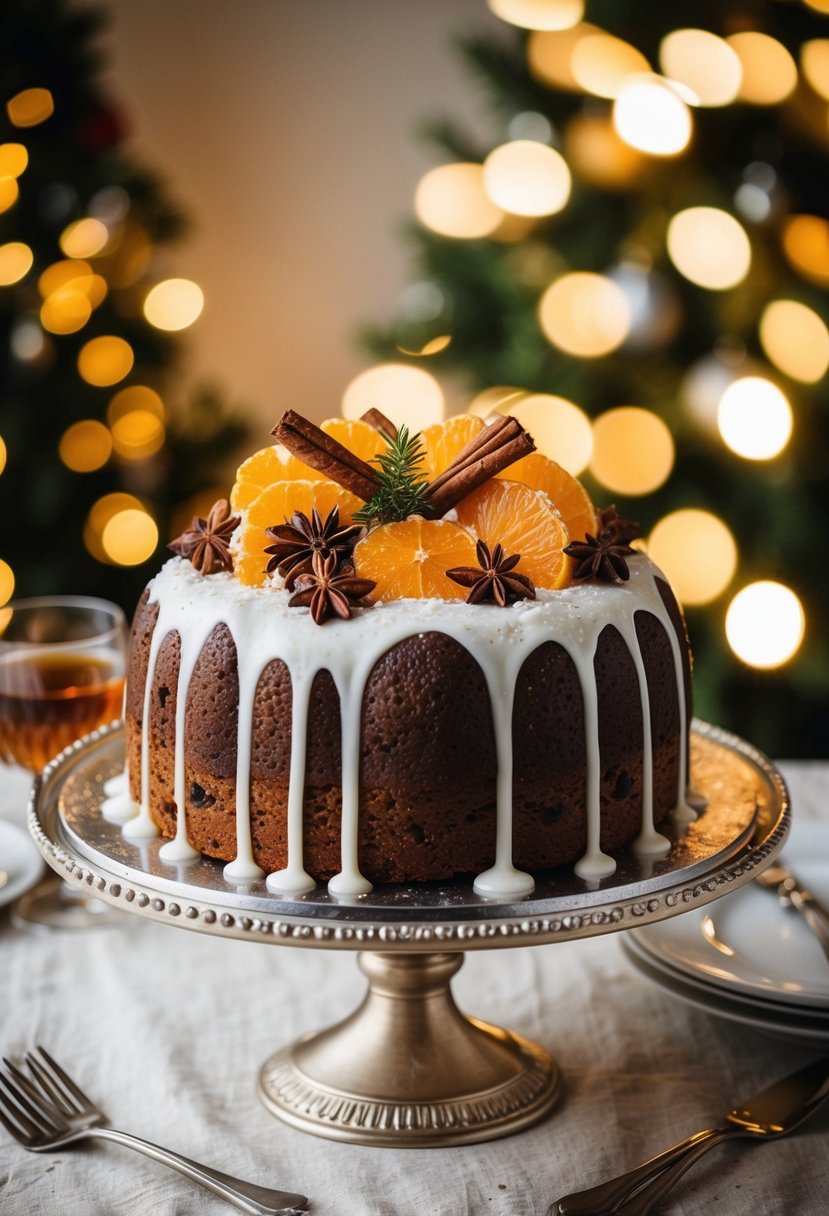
257, 951, 559, 1147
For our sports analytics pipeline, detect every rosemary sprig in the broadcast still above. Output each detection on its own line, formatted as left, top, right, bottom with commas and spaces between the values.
354, 425, 429, 526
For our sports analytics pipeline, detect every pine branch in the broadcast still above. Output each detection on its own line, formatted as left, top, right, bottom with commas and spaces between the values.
354, 426, 429, 527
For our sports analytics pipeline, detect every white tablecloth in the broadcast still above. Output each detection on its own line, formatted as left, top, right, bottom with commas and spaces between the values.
2, 762, 828, 1216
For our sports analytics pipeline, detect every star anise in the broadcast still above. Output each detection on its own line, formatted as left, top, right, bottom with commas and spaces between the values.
288, 550, 376, 625
564, 531, 636, 584
264, 505, 362, 588
598, 504, 640, 545
168, 499, 240, 575
446, 539, 536, 606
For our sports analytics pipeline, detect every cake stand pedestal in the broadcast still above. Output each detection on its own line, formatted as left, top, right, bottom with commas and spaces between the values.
28, 720, 788, 1148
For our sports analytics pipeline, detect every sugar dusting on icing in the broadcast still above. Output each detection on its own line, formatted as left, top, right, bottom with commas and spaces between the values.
119, 555, 692, 899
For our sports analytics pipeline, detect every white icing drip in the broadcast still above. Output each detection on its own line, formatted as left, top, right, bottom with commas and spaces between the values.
103, 772, 127, 797
132, 555, 692, 897
620, 615, 670, 857
124, 622, 164, 841
159, 624, 208, 864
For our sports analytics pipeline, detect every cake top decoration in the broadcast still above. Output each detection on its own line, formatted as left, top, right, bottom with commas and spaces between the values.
446, 539, 536, 606
265, 505, 361, 589
563, 530, 637, 584
168, 498, 239, 575
288, 550, 376, 625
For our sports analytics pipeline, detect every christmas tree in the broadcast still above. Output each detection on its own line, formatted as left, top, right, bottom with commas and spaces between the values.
0, 0, 247, 613
362, 0, 829, 758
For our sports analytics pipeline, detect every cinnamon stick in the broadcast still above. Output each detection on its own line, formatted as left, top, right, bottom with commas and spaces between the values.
360, 408, 398, 442
425, 416, 535, 518
272, 410, 379, 502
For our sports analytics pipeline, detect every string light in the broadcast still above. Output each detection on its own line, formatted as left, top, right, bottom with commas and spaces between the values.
782, 215, 829, 288
570, 33, 649, 99
759, 300, 829, 384
659, 29, 742, 107
414, 163, 505, 239
342, 363, 444, 429
726, 582, 805, 669
613, 75, 692, 156
143, 278, 204, 331
538, 272, 631, 356
58, 420, 112, 473
0, 559, 14, 608
487, 0, 583, 31
483, 140, 571, 216
0, 144, 28, 177
717, 377, 792, 460
667, 207, 751, 290
59, 217, 109, 259
0, 242, 33, 285
726, 33, 798, 105
801, 40, 829, 101
6, 88, 54, 128
590, 407, 674, 494
101, 508, 158, 566
498, 392, 593, 474
77, 335, 134, 386
648, 510, 737, 605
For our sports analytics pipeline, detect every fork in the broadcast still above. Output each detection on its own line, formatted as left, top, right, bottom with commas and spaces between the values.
0, 1048, 309, 1215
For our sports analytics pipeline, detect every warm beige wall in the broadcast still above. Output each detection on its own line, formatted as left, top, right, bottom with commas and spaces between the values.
102, 0, 501, 431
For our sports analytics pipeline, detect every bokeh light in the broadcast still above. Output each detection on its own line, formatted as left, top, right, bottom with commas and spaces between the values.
667, 207, 751, 290
77, 336, 134, 386
613, 75, 692, 156
10, 320, 47, 363
0, 144, 28, 177
59, 217, 109, 259
726, 582, 805, 669
590, 406, 674, 494
759, 300, 829, 384
58, 420, 112, 473
648, 509, 737, 605
782, 215, 829, 288
717, 377, 792, 460
483, 140, 571, 216
84, 493, 144, 563
0, 559, 14, 608
107, 384, 164, 424
527, 23, 600, 91
538, 272, 631, 357
726, 33, 798, 105
570, 33, 649, 98
414, 163, 505, 239
0, 177, 20, 214
40, 288, 92, 335
0, 242, 33, 286
488, 0, 583, 31
143, 278, 204, 331
467, 386, 527, 418
497, 392, 593, 474
564, 113, 643, 188
659, 29, 742, 107
342, 363, 444, 429
111, 410, 166, 460
0, 436, 6, 475
6, 88, 54, 128
801, 40, 829, 100
101, 509, 159, 566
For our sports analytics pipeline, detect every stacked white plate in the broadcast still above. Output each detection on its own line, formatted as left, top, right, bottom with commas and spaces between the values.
624, 820, 829, 1047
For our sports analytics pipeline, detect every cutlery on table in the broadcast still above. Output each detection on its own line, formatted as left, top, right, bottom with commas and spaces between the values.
548, 1055, 829, 1216
0, 1047, 309, 1216
755, 863, 829, 969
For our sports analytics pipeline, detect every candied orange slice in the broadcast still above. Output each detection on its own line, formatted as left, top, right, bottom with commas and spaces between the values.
454, 478, 571, 590
321, 417, 388, 465
420, 414, 483, 479
235, 480, 362, 587
497, 452, 597, 543
353, 518, 478, 602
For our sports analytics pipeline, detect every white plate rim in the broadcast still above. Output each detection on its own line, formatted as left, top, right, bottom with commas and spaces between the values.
0, 819, 45, 909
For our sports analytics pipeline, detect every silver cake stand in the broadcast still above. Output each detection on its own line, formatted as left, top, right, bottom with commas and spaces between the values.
28, 719, 788, 1149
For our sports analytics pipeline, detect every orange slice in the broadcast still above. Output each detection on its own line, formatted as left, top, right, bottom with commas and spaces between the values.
235, 480, 362, 587
454, 478, 571, 590
497, 452, 597, 543
420, 414, 483, 479
353, 518, 478, 602
321, 417, 388, 465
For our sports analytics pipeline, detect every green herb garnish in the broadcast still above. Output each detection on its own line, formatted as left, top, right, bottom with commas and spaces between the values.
354, 425, 429, 527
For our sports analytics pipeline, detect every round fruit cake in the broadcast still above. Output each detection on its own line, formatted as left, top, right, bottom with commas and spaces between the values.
112, 410, 694, 899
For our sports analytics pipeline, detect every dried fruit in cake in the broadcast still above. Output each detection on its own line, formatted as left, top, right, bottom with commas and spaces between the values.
352, 518, 478, 601
235, 479, 362, 587
496, 452, 597, 543
454, 478, 571, 590
420, 414, 484, 480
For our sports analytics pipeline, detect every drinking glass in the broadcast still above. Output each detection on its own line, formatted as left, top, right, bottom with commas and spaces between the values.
0, 595, 128, 930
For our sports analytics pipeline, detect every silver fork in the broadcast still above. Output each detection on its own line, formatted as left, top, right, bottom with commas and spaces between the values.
0, 1048, 309, 1215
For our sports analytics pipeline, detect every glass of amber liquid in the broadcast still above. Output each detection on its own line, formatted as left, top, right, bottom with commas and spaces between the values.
0, 596, 127, 929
